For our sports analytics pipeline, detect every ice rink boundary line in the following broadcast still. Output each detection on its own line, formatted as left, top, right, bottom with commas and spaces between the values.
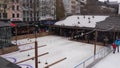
5, 57, 17, 63
20, 45, 47, 52
16, 52, 49, 64
18, 64, 33, 68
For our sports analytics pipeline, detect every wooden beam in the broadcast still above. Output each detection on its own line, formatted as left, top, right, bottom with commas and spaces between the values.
94, 30, 98, 55
16, 52, 49, 64
113, 31, 116, 42
15, 26, 17, 46
20, 45, 46, 52
44, 57, 67, 68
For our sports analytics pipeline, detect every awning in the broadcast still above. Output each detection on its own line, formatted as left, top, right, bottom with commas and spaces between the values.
10, 23, 17, 27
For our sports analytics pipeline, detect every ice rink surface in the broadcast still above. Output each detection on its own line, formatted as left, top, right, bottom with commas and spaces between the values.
92, 49, 120, 68
2, 35, 103, 68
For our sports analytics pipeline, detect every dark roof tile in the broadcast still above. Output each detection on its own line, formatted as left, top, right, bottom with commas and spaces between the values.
96, 16, 120, 31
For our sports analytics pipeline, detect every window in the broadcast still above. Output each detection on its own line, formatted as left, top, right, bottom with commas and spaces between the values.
3, 13, 7, 18
16, 0, 19, 3
27, 18, 29, 21
0, 13, 1, 18
23, 18, 26, 21
17, 13, 19, 18
12, 0, 15, 3
30, 18, 33, 21
30, 13, 32, 17
0, 4, 1, 8
12, 5, 15, 10
3, 4, 7, 9
17, 6, 19, 10
12, 14, 15, 18
30, 0, 32, 3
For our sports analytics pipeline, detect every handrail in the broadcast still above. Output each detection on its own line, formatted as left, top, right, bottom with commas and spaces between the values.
74, 46, 112, 68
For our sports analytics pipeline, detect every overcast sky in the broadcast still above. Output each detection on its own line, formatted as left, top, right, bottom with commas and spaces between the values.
99, 0, 119, 2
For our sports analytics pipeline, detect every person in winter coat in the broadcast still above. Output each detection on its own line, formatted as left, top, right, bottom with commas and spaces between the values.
115, 39, 120, 52
112, 43, 116, 54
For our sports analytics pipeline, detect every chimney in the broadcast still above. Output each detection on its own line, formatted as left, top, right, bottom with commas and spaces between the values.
118, 3, 120, 15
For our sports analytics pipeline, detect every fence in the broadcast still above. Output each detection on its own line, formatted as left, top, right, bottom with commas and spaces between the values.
74, 45, 112, 68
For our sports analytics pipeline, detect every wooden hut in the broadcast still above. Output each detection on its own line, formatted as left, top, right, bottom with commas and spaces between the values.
50, 15, 108, 44
0, 20, 19, 55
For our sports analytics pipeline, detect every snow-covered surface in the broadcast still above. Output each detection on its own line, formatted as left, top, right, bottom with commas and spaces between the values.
1, 35, 104, 68
55, 15, 108, 28
92, 50, 120, 68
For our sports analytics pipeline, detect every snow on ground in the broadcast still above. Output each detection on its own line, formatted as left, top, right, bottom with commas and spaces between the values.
55, 15, 108, 28
2, 35, 104, 68
92, 49, 120, 68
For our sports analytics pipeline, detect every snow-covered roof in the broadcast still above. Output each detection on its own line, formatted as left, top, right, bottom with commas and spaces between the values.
55, 15, 109, 28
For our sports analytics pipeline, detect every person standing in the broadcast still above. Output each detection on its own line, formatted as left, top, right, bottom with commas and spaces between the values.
115, 39, 120, 52
112, 43, 116, 54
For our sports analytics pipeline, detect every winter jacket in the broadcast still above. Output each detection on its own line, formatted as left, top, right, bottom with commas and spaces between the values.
112, 43, 116, 48
115, 39, 120, 46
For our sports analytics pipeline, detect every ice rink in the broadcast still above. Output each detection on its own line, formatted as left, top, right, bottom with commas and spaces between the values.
92, 49, 120, 68
2, 35, 104, 68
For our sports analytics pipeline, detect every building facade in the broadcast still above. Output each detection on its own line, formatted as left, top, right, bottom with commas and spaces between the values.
39, 0, 56, 20
63, 0, 77, 16
22, 0, 34, 22
63, 0, 87, 16
22, 0, 56, 22
8, 0, 23, 22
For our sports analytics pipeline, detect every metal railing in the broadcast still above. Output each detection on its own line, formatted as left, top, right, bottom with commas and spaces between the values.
74, 45, 112, 68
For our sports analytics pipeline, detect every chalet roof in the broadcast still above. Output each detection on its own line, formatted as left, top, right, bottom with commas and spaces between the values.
54, 15, 120, 32
96, 16, 120, 31
55, 15, 108, 28
0, 21, 10, 27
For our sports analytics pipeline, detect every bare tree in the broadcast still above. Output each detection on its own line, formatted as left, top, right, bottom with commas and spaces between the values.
56, 0, 65, 20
